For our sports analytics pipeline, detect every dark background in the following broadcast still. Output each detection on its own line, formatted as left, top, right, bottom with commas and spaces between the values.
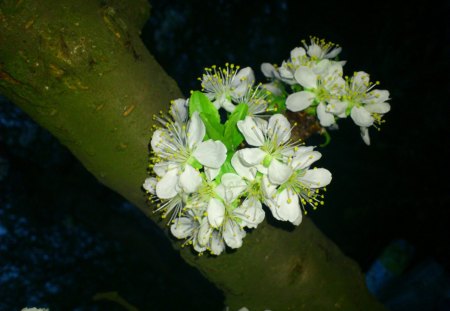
0, 1, 449, 310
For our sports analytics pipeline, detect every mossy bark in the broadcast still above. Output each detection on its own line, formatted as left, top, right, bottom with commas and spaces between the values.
0, 1, 385, 310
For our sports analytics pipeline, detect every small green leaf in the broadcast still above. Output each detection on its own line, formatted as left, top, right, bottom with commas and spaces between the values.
267, 94, 287, 113
199, 112, 224, 141
215, 152, 236, 183
223, 103, 248, 151
188, 91, 220, 124
305, 106, 317, 115
291, 84, 303, 93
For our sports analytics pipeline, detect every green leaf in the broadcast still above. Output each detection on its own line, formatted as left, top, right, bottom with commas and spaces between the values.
215, 152, 236, 183
188, 91, 220, 125
223, 103, 248, 151
266, 94, 287, 114
199, 112, 224, 141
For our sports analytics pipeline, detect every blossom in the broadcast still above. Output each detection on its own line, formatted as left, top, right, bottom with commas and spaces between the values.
340, 71, 391, 144
236, 114, 298, 185
151, 112, 227, 199
171, 208, 207, 253
264, 146, 332, 225
232, 84, 270, 118
301, 36, 342, 61
285, 61, 345, 127
201, 63, 255, 112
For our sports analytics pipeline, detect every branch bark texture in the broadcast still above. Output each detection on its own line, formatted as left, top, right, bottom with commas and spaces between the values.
0, 1, 385, 310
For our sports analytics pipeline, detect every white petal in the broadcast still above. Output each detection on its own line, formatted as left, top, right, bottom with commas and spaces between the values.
187, 112, 206, 148
294, 146, 314, 156
223, 220, 245, 249
351, 106, 374, 127
219, 96, 236, 112
279, 64, 294, 80
170, 98, 188, 123
193, 238, 207, 253
299, 168, 332, 188
268, 159, 292, 185
292, 212, 303, 226
197, 218, 213, 246
275, 188, 300, 223
317, 102, 336, 127
179, 165, 202, 193
256, 164, 268, 175
324, 61, 344, 77
170, 217, 194, 239
210, 231, 225, 255
324, 47, 342, 59
290, 47, 306, 65
207, 198, 225, 227
307, 44, 322, 58
266, 199, 282, 221
153, 161, 169, 177
360, 126, 371, 146
239, 148, 267, 166
220, 173, 247, 202
261, 175, 277, 200
352, 71, 370, 91
151, 129, 169, 155
237, 116, 265, 146
326, 99, 348, 115
312, 59, 331, 75
261, 63, 279, 79
262, 82, 282, 96
193, 140, 227, 168
291, 150, 322, 170
235, 198, 265, 228
231, 151, 257, 180
143, 177, 157, 194
286, 91, 315, 112
268, 114, 291, 144
233, 67, 255, 87
204, 167, 220, 181
364, 102, 391, 114
364, 89, 390, 104
156, 168, 179, 199
294, 66, 318, 89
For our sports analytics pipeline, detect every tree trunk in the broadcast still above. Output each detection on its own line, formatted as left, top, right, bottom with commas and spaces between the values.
0, 1, 385, 310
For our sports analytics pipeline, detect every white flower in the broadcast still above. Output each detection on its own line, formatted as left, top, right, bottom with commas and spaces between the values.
232, 84, 269, 118
341, 72, 391, 145
201, 64, 255, 112
171, 208, 207, 253
264, 146, 332, 225
236, 114, 297, 185
169, 98, 188, 124
285, 61, 345, 126
261, 38, 345, 87
151, 112, 227, 199
301, 36, 342, 61
194, 173, 265, 255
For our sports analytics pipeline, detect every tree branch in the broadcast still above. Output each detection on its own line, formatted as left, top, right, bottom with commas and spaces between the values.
0, 1, 385, 310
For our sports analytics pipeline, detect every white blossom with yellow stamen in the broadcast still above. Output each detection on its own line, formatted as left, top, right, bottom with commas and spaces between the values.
263, 146, 331, 225
201, 63, 255, 112
150, 111, 227, 198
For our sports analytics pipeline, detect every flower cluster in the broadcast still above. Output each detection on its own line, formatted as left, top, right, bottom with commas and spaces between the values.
144, 37, 391, 254
144, 64, 331, 255
261, 36, 391, 145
